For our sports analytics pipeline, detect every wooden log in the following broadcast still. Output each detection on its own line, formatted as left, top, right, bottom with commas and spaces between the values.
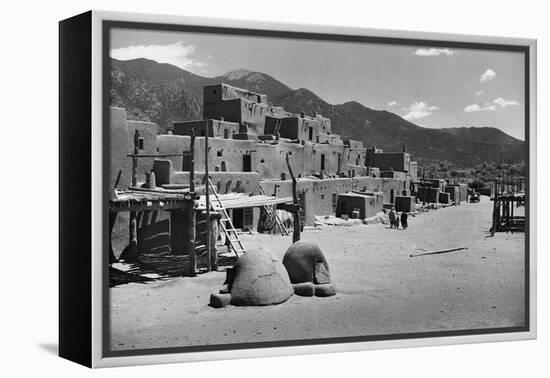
491, 179, 497, 236
210, 217, 218, 270
186, 127, 197, 274
186, 208, 197, 275
126, 152, 193, 158
109, 211, 118, 264
410, 246, 468, 258
205, 121, 211, 272
189, 128, 195, 193
126, 130, 140, 262
286, 153, 301, 243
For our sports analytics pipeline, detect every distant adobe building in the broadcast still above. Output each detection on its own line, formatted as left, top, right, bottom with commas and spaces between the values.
366, 145, 418, 181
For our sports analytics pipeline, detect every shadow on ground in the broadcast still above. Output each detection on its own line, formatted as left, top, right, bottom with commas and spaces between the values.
110, 251, 237, 287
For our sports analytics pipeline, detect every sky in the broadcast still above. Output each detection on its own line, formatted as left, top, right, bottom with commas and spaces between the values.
110, 28, 525, 140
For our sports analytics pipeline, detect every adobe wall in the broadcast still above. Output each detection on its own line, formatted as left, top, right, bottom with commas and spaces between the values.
409, 161, 418, 181
156, 135, 191, 170
157, 134, 366, 180
157, 135, 257, 173
127, 120, 158, 184
204, 83, 267, 105
336, 192, 384, 219
261, 178, 355, 225
255, 142, 305, 180
109, 108, 158, 189
109, 107, 133, 189
344, 139, 364, 149
173, 119, 239, 139
353, 176, 407, 205
264, 116, 299, 139
306, 142, 345, 175
205, 98, 288, 136
264, 114, 332, 143
367, 152, 410, 172
171, 171, 260, 195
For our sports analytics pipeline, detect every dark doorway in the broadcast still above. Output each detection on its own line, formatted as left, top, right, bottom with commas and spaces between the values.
232, 208, 244, 229
231, 207, 253, 231
321, 154, 325, 171
243, 154, 252, 172
182, 156, 191, 172
308, 127, 313, 140
390, 189, 395, 204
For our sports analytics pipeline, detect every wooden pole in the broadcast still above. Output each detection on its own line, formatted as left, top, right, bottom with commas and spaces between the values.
187, 127, 197, 274
131, 130, 139, 187
286, 153, 301, 243
189, 128, 195, 193
205, 124, 212, 272
491, 179, 498, 236
127, 130, 140, 261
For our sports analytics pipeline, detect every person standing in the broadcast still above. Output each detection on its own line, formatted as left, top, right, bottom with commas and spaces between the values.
401, 211, 408, 230
389, 207, 397, 229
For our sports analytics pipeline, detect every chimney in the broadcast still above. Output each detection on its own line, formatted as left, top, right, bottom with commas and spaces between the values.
402, 144, 407, 153
300, 111, 305, 118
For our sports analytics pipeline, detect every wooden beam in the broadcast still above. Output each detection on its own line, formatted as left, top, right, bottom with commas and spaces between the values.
126, 152, 193, 158
110, 201, 194, 212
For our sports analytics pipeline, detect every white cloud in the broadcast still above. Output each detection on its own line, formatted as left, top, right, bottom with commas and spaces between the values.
414, 48, 454, 56
402, 101, 439, 120
480, 69, 496, 83
494, 97, 519, 108
110, 41, 206, 71
464, 103, 496, 113
475, 90, 485, 96
464, 97, 519, 113
387, 100, 397, 107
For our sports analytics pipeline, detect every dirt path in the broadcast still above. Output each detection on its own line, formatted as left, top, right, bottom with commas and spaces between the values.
110, 196, 525, 351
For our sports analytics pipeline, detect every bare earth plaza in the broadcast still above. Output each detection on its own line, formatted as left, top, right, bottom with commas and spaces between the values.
106, 31, 527, 353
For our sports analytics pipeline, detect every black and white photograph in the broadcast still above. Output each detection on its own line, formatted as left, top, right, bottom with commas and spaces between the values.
4, 0, 550, 374
105, 21, 530, 356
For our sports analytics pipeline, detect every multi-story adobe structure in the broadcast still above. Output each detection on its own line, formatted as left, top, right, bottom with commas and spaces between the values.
109, 83, 418, 256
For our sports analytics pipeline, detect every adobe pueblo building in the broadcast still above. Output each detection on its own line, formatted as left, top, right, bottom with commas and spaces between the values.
109, 83, 420, 267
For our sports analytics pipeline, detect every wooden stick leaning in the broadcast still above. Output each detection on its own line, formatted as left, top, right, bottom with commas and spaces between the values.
409, 246, 468, 258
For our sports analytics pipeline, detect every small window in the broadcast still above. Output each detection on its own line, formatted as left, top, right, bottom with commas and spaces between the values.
138, 137, 144, 150
321, 194, 325, 200
260, 159, 265, 163
217, 150, 223, 157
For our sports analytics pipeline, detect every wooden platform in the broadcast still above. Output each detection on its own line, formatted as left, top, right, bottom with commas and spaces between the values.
109, 188, 197, 212
197, 192, 293, 210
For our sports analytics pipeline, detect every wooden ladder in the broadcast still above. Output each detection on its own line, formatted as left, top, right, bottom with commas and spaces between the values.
207, 179, 246, 257
259, 186, 290, 236
273, 118, 283, 137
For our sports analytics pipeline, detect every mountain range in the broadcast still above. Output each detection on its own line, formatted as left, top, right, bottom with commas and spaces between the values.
110, 58, 525, 168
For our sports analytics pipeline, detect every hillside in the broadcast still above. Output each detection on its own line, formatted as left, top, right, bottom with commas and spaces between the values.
109, 58, 525, 168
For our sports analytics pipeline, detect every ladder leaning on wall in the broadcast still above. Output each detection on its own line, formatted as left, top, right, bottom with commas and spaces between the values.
259, 187, 291, 236
207, 179, 246, 258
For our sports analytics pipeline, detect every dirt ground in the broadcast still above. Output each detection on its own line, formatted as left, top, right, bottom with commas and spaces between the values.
110, 196, 526, 351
